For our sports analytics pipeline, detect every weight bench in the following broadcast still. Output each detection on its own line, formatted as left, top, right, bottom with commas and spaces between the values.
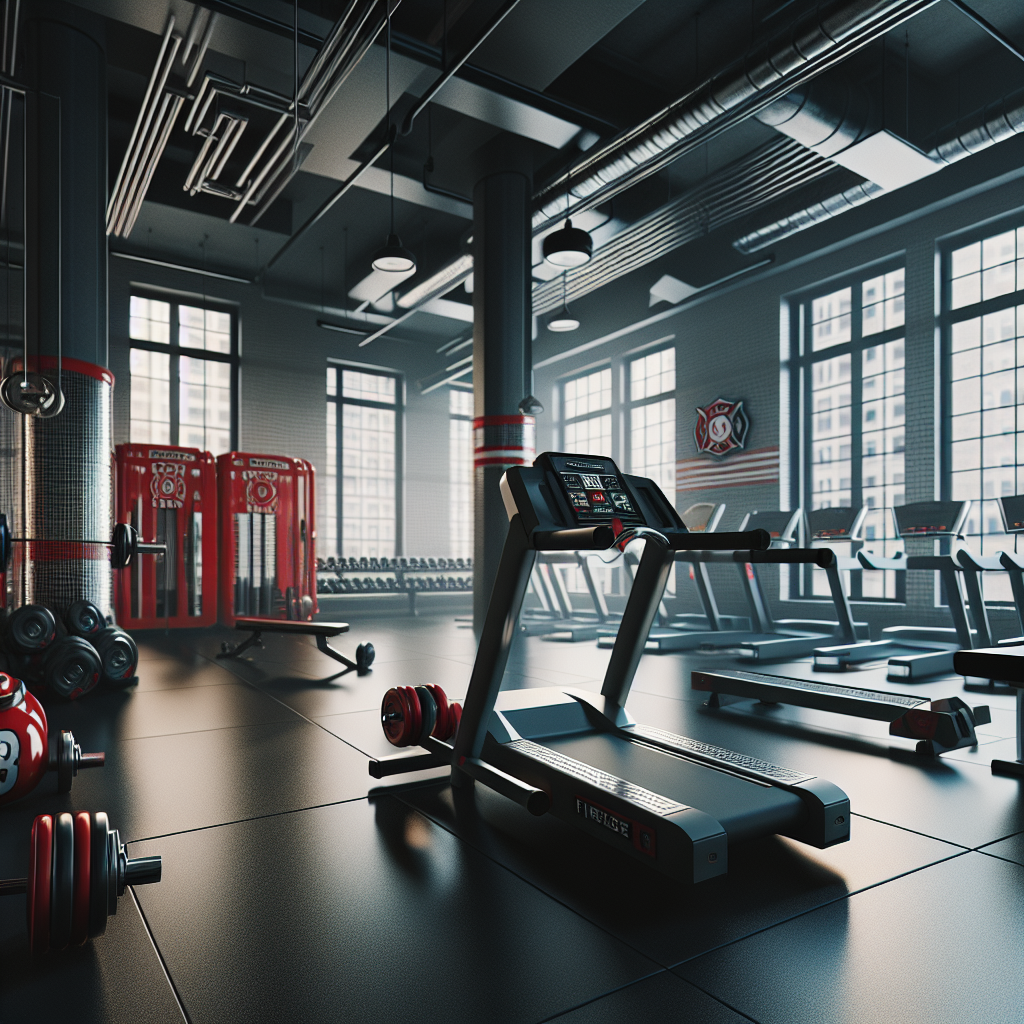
217, 617, 376, 675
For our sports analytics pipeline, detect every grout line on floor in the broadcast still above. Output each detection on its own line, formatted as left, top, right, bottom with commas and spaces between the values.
848, 810, 974, 850
534, 969, 761, 1024
129, 886, 193, 1024
125, 794, 372, 845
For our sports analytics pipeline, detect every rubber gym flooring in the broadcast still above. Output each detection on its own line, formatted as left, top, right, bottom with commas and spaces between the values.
2, 614, 1024, 1024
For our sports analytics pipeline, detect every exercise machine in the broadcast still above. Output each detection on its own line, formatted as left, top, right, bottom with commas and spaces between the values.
692, 667, 990, 756
813, 501, 976, 680
953, 646, 1024, 777
370, 453, 851, 885
217, 617, 375, 674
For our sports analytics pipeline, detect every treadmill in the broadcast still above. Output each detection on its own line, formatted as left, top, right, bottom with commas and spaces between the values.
518, 555, 604, 641
645, 508, 864, 658
813, 501, 975, 680
370, 452, 851, 885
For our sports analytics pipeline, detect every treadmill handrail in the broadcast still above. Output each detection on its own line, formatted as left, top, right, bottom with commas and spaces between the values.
857, 549, 907, 571
670, 529, 770, 552
533, 526, 616, 550
694, 547, 835, 568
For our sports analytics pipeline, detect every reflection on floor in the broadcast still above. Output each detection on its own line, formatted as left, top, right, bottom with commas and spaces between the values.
2, 615, 1023, 1024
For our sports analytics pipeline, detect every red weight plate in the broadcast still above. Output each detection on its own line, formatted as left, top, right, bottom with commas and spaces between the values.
381, 688, 408, 746
27, 815, 53, 956
450, 702, 462, 736
397, 688, 417, 745
70, 811, 91, 946
427, 685, 449, 739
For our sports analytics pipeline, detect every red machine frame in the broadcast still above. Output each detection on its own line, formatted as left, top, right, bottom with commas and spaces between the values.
114, 444, 218, 629
216, 452, 317, 626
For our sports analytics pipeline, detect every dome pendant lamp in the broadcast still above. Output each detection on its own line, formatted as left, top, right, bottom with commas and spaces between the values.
371, 3, 416, 275
542, 218, 592, 268
547, 272, 580, 332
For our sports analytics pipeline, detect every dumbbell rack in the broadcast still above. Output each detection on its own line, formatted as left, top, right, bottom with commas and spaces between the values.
316, 557, 472, 615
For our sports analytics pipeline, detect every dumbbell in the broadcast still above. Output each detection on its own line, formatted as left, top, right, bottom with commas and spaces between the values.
0, 516, 165, 572
0, 672, 104, 807
0, 811, 161, 954
92, 626, 139, 688
64, 600, 107, 641
381, 684, 462, 748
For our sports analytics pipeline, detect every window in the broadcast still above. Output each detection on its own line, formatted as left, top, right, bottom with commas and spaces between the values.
792, 265, 906, 600
943, 221, 1024, 602
449, 388, 473, 559
562, 367, 612, 457
129, 295, 237, 455
628, 347, 675, 496
326, 365, 400, 559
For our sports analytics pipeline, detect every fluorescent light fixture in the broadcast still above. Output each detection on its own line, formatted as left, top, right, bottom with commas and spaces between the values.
349, 265, 416, 303
649, 273, 698, 307
831, 130, 941, 192
317, 320, 368, 336
396, 253, 473, 309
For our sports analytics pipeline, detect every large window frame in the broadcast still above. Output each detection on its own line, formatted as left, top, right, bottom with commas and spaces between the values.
940, 214, 1024, 605
128, 290, 239, 453
327, 362, 404, 560
789, 260, 907, 602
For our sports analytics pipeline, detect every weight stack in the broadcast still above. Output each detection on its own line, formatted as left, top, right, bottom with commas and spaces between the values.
13, 357, 114, 620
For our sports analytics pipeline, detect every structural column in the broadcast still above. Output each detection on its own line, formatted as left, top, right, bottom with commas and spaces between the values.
472, 171, 533, 632
6, 5, 112, 616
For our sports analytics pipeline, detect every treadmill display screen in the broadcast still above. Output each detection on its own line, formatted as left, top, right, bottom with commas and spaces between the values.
1000, 495, 1024, 533
543, 454, 644, 527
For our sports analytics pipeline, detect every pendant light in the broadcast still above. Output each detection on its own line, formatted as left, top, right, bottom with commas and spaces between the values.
547, 272, 579, 332
543, 170, 592, 268
371, 3, 416, 274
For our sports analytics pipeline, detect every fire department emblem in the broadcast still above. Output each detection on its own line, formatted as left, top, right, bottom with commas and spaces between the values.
245, 474, 279, 513
150, 464, 187, 508
694, 398, 749, 457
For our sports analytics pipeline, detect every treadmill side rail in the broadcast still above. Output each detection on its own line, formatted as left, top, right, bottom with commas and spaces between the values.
485, 736, 729, 885
627, 724, 850, 848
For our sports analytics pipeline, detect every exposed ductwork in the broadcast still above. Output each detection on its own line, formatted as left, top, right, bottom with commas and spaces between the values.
734, 86, 1024, 253
532, 136, 835, 314
378, 0, 934, 345
532, 0, 935, 231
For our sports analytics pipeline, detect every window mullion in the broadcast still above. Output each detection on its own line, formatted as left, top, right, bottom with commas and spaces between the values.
850, 285, 864, 599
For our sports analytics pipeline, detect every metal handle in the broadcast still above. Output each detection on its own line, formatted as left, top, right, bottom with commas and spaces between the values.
533, 526, 615, 550
670, 528, 771, 551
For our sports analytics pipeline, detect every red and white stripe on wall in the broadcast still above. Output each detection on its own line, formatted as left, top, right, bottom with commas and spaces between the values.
676, 445, 780, 492
473, 414, 536, 469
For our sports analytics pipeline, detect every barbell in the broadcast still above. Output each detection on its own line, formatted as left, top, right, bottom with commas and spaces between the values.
0, 516, 165, 571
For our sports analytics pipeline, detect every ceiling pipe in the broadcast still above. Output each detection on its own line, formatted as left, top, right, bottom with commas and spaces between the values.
367, 0, 934, 347
532, 0, 936, 233
734, 86, 1024, 253
398, 0, 523, 136
532, 136, 834, 314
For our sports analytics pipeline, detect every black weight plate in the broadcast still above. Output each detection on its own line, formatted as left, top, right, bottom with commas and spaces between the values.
111, 523, 137, 569
92, 626, 139, 685
107, 827, 121, 912
65, 600, 105, 639
42, 636, 101, 700
88, 811, 109, 938
56, 730, 75, 793
49, 812, 74, 952
414, 686, 437, 745
6, 605, 58, 654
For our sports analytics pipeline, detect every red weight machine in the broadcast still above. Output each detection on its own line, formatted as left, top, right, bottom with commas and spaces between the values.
114, 444, 218, 628
216, 452, 317, 626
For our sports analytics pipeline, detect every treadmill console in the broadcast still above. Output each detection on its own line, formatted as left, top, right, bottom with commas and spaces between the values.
999, 495, 1024, 533
534, 453, 644, 527
806, 506, 867, 542
893, 500, 970, 538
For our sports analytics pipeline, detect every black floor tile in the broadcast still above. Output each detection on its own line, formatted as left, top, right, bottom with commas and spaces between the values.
0, 890, 185, 1024
130, 798, 660, 1024
545, 971, 750, 1023
674, 853, 1024, 1024
0, 718, 371, 844
39, 680, 301, 746
399, 783, 957, 967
